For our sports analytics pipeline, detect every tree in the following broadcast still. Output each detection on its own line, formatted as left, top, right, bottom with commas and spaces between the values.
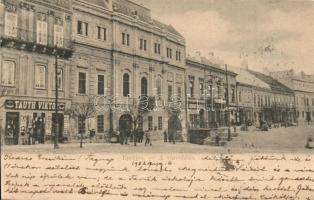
65, 97, 96, 148
124, 95, 155, 146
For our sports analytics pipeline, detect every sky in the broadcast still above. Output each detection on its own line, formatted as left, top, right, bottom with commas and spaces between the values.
132, 0, 314, 74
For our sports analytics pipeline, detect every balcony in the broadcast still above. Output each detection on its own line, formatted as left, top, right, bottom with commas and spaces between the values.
0, 25, 73, 59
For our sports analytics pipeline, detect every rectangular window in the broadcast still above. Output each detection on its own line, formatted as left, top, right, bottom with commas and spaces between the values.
231, 88, 235, 103
199, 82, 204, 95
56, 68, 63, 90
5, 12, 18, 37
78, 72, 86, 94
97, 115, 104, 133
154, 43, 161, 54
78, 117, 86, 135
158, 116, 162, 130
97, 26, 106, 41
176, 51, 181, 61
148, 116, 153, 131
77, 20, 88, 36
122, 33, 130, 46
35, 65, 46, 88
37, 20, 48, 45
54, 25, 63, 47
167, 48, 172, 58
168, 85, 172, 101
189, 81, 194, 97
177, 86, 182, 98
1, 60, 15, 86
139, 39, 147, 51
98, 74, 105, 95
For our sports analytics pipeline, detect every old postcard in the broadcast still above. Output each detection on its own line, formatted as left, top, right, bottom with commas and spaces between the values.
0, 0, 313, 199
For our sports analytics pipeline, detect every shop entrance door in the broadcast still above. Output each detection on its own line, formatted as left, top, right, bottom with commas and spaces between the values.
5, 112, 19, 145
52, 113, 64, 141
33, 113, 46, 144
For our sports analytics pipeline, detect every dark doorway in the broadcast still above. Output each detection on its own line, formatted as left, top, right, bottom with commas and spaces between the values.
119, 114, 133, 133
33, 113, 46, 144
199, 109, 205, 128
52, 113, 64, 142
5, 112, 19, 145
168, 115, 182, 141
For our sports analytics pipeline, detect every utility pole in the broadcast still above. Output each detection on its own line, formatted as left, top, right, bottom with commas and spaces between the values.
225, 64, 231, 141
54, 51, 59, 149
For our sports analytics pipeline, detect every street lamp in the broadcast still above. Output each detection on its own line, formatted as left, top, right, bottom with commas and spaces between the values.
54, 49, 59, 149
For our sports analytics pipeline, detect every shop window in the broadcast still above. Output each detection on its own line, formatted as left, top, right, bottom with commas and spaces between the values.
54, 24, 63, 47
148, 116, 153, 131
37, 20, 47, 45
78, 72, 86, 94
98, 74, 105, 95
158, 116, 162, 130
35, 65, 46, 88
5, 12, 17, 37
97, 115, 104, 133
1, 60, 15, 86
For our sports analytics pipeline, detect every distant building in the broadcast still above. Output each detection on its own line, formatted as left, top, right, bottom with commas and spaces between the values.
270, 69, 314, 124
186, 57, 237, 129
229, 66, 295, 126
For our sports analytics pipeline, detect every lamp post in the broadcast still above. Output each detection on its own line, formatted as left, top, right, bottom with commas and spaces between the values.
54, 50, 59, 149
225, 64, 231, 141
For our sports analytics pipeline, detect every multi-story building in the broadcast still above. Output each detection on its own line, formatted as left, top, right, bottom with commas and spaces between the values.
70, 0, 187, 141
0, 0, 73, 145
186, 56, 237, 129
270, 69, 314, 124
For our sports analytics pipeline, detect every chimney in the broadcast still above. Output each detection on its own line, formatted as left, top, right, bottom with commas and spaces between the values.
241, 58, 248, 70
195, 51, 201, 61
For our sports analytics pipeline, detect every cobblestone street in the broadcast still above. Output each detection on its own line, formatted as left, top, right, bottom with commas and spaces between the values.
1, 125, 313, 154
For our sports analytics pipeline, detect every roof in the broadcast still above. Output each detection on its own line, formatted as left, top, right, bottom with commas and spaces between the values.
248, 70, 294, 94
85, 0, 107, 7
152, 20, 183, 37
228, 66, 271, 90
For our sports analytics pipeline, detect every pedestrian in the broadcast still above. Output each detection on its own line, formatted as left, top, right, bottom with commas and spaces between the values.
169, 130, 176, 144
163, 130, 168, 142
124, 130, 130, 145
145, 130, 152, 146
133, 129, 138, 146
139, 130, 144, 143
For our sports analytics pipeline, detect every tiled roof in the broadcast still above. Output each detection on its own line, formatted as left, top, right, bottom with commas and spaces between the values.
228, 66, 271, 89
152, 19, 182, 37
248, 70, 294, 94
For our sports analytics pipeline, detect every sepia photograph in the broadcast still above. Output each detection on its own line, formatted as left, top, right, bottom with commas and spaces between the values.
0, 0, 313, 199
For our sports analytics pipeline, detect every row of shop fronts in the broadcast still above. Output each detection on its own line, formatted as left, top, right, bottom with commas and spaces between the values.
1, 99, 67, 145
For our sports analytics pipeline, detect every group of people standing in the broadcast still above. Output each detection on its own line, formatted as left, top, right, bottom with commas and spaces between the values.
116, 129, 152, 146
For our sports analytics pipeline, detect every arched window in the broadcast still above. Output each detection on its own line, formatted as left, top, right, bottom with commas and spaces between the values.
123, 73, 130, 97
156, 77, 162, 96
141, 77, 148, 96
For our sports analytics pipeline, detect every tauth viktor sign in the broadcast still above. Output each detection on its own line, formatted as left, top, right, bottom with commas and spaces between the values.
5, 100, 65, 111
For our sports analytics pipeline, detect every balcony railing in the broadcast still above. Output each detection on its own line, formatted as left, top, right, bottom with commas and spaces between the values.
0, 25, 73, 59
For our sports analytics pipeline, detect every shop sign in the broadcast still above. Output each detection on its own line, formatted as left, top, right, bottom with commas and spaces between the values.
5, 100, 65, 111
